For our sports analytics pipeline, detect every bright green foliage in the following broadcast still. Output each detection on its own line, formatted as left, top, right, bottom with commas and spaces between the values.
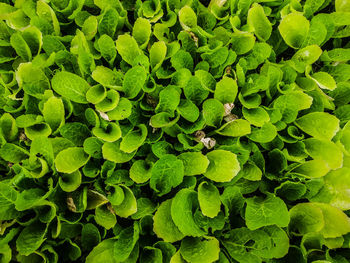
204, 150, 241, 182
179, 237, 220, 263
123, 66, 147, 99
198, 182, 221, 218
171, 189, 206, 237
177, 152, 209, 176
245, 195, 290, 230
214, 77, 238, 104
290, 202, 350, 238
278, 12, 310, 49
202, 99, 224, 127
216, 119, 251, 137
295, 112, 340, 140
55, 147, 89, 173
153, 199, 184, 243
1, 1, 349, 262
51, 71, 90, 103
116, 34, 142, 66
247, 3, 272, 41
150, 154, 184, 196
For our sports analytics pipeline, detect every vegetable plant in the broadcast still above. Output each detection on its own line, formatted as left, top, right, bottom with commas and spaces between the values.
0, 0, 350, 262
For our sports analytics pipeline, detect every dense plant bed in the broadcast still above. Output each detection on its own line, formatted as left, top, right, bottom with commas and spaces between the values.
1, 0, 350, 262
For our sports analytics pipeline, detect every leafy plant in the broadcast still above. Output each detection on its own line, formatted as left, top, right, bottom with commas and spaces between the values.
0, 0, 350, 262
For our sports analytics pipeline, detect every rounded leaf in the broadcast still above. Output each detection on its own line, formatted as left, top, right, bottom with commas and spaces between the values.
51, 71, 90, 103
55, 147, 90, 173
278, 13, 310, 49
204, 150, 241, 182
180, 237, 220, 263
198, 182, 221, 218
153, 199, 185, 243
178, 152, 209, 176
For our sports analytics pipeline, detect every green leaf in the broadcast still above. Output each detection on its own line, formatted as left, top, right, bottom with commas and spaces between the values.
242, 107, 270, 127
315, 203, 350, 238
0, 143, 29, 163
177, 152, 209, 176
86, 85, 107, 105
0, 182, 19, 220
273, 91, 313, 123
82, 16, 98, 40
130, 160, 152, 184
92, 66, 123, 89
230, 32, 256, 55
51, 71, 90, 104
260, 226, 289, 259
202, 99, 224, 127
92, 122, 122, 142
116, 34, 142, 66
95, 205, 117, 230
292, 45, 323, 65
336, 0, 350, 12
289, 202, 325, 235
97, 34, 116, 64
155, 86, 181, 115
245, 194, 290, 230
95, 90, 120, 112
16, 62, 50, 98
123, 66, 147, 99
131, 198, 157, 220
114, 223, 139, 261
0, 113, 18, 142
312, 168, 350, 210
198, 182, 221, 218
171, 189, 206, 237
295, 112, 340, 140
133, 17, 151, 48
179, 6, 197, 30
183, 76, 209, 104
107, 98, 132, 121
304, 138, 343, 170
278, 12, 310, 49
171, 50, 194, 71
310, 72, 337, 90
248, 122, 277, 143
204, 150, 241, 182
42, 96, 65, 132
112, 185, 137, 218
153, 199, 185, 243
22, 26, 43, 56
140, 247, 162, 263
82, 223, 101, 251
214, 77, 238, 104
195, 70, 216, 92
55, 147, 90, 173
120, 124, 148, 153
222, 227, 270, 263
247, 3, 272, 41
10, 32, 32, 61
86, 239, 116, 263
97, 8, 119, 37
291, 159, 330, 178
102, 140, 136, 163
150, 41, 167, 71
150, 154, 184, 196
180, 237, 220, 263
16, 223, 47, 256
60, 123, 91, 146
216, 119, 251, 137
177, 99, 200, 122
59, 170, 82, 192
150, 112, 179, 128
